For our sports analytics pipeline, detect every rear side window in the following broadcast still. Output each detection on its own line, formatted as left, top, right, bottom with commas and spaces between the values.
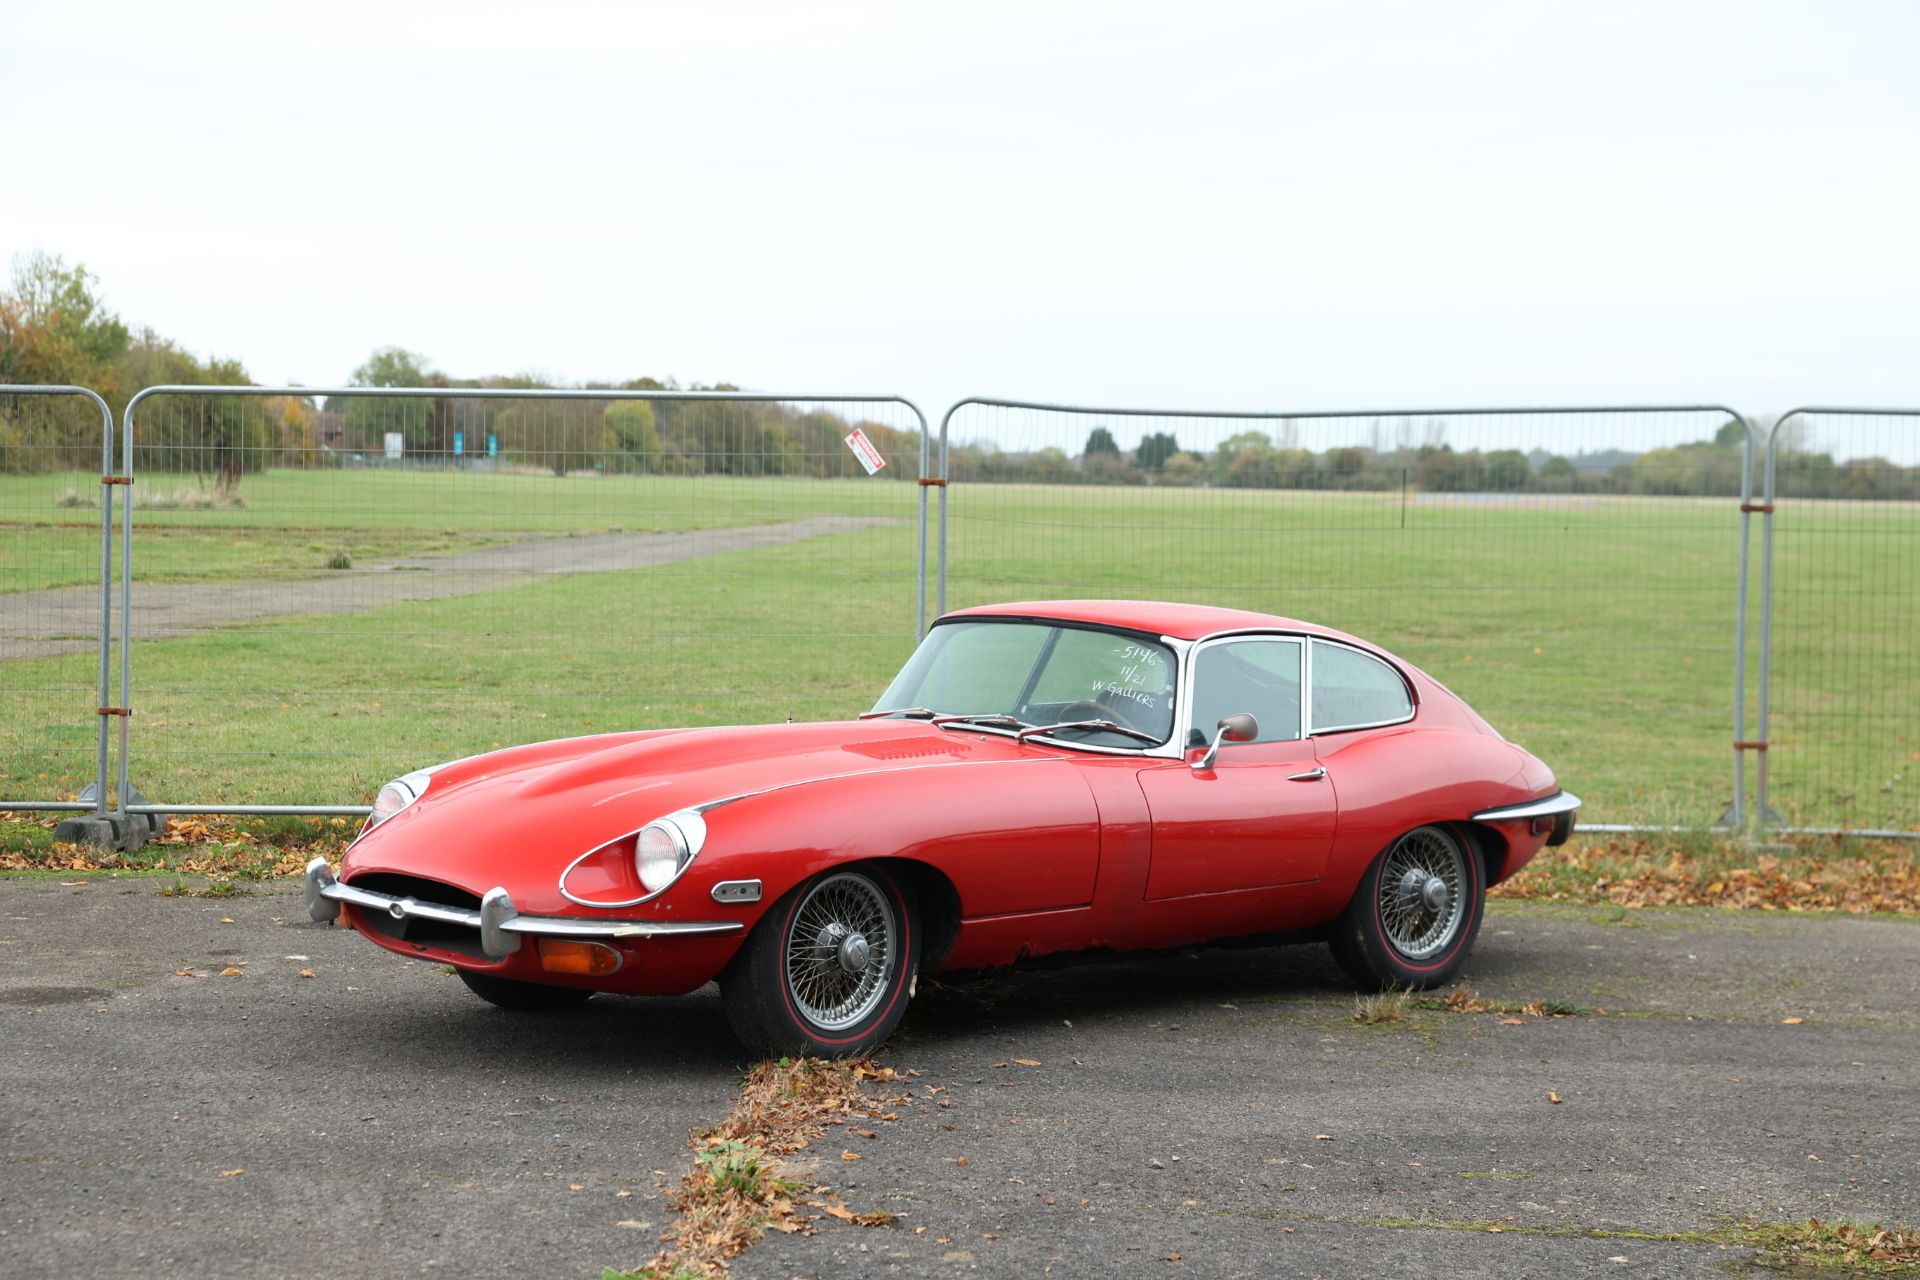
1310, 641, 1413, 733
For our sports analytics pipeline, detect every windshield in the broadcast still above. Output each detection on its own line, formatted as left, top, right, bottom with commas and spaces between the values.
871, 620, 1176, 748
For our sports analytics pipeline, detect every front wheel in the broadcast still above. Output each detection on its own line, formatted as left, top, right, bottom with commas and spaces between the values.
1328, 825, 1484, 990
457, 968, 596, 1011
721, 865, 920, 1057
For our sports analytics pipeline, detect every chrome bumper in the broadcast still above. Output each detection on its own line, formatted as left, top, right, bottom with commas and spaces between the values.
1471, 790, 1582, 823
304, 858, 742, 960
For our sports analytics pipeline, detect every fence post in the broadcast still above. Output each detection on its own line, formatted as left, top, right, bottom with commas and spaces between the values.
1725, 415, 1758, 834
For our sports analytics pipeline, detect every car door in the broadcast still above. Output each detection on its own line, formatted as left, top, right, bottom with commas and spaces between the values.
1137, 636, 1337, 900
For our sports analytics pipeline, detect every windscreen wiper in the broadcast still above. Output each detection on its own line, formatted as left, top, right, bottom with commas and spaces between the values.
1016, 719, 1162, 746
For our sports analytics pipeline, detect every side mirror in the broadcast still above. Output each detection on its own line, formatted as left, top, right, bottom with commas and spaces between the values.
1193, 712, 1259, 771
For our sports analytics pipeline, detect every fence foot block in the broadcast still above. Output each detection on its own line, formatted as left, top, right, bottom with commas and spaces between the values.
53, 812, 150, 851
55, 784, 168, 851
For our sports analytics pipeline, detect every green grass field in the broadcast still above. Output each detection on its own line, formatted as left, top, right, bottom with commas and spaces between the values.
2, 469, 1913, 831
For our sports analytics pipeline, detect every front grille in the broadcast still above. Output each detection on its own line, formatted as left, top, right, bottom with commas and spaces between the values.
345, 872, 488, 958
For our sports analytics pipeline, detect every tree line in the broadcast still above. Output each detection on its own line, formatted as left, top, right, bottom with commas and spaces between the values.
950, 419, 1920, 501
5, 253, 1915, 499
0, 255, 916, 479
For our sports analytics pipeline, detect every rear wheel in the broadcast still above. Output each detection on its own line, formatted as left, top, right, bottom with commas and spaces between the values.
457, 969, 595, 1011
722, 865, 919, 1057
1328, 825, 1484, 990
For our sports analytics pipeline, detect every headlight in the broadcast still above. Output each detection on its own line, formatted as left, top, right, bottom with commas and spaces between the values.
634, 810, 708, 894
360, 769, 433, 836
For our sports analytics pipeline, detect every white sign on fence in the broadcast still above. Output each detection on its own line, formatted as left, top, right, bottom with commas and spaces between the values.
384, 432, 404, 462
844, 427, 885, 475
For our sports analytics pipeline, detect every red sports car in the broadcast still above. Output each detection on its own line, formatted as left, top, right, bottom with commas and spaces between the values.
308, 600, 1577, 1055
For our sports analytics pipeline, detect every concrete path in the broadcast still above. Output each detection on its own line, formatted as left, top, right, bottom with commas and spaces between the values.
0, 881, 1913, 1279
0, 516, 898, 661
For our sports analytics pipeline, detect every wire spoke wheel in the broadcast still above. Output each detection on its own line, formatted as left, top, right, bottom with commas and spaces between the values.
783, 871, 897, 1031
1376, 826, 1468, 960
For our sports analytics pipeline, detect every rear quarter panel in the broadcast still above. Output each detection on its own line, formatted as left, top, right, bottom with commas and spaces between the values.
1314, 724, 1544, 911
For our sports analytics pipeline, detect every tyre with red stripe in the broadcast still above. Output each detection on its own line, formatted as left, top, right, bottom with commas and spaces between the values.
1328, 825, 1484, 990
721, 864, 920, 1057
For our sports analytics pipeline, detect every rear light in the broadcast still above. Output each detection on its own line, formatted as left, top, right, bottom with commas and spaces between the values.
535, 938, 623, 976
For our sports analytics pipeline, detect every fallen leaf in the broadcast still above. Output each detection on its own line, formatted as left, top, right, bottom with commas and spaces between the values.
569, 1183, 584, 1191
841, 1151, 861, 1162
218, 1168, 244, 1177
955, 1157, 968, 1167
851, 1127, 877, 1139
298, 968, 316, 979
174, 969, 199, 978
1283, 1227, 1296, 1234
218, 966, 244, 977
1549, 1092, 1563, 1104
1015, 1058, 1042, 1066
1167, 1251, 1182, 1261
1782, 1017, 1806, 1025
1487, 1226, 1504, 1233
1315, 1134, 1332, 1141
616, 1190, 632, 1198
825, 1203, 857, 1222
219, 916, 234, 924
1500, 1017, 1526, 1026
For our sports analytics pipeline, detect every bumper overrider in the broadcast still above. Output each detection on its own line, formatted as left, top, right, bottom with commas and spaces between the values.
304, 857, 742, 961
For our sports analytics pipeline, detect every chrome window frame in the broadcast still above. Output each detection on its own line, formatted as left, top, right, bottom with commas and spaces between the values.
1180, 634, 1307, 749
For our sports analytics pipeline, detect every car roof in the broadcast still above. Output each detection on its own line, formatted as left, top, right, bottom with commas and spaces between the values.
940, 599, 1369, 646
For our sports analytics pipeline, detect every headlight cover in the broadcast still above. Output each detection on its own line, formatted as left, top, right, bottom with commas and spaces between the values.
635, 811, 708, 894
559, 809, 710, 908
359, 769, 434, 838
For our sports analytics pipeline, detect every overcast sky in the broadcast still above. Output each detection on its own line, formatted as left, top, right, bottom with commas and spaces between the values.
5, 0, 1917, 424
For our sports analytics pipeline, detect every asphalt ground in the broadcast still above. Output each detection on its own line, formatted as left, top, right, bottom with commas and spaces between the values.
1, 878, 1914, 1279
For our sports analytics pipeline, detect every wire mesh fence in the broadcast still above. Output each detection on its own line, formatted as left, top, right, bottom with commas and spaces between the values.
0, 386, 115, 810
7, 382, 1916, 836
936, 399, 1756, 830
1761, 409, 1920, 834
115, 387, 929, 810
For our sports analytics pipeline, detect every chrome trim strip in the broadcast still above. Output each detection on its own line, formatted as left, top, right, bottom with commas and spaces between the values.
316, 872, 742, 958
1472, 790, 1583, 822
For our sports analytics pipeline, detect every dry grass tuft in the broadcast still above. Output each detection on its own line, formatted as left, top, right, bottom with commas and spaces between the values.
1353, 988, 1409, 1025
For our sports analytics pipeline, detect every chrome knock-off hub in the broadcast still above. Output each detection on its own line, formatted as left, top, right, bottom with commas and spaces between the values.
837, 932, 872, 975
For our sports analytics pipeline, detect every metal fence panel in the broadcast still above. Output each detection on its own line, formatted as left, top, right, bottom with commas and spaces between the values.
1760, 408, 1920, 835
115, 387, 928, 811
937, 400, 1755, 830
0, 385, 116, 813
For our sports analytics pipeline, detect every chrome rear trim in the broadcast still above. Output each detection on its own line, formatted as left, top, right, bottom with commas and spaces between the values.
1471, 790, 1583, 823
305, 858, 741, 958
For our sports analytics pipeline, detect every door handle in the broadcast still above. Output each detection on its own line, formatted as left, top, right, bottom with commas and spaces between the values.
1286, 767, 1326, 782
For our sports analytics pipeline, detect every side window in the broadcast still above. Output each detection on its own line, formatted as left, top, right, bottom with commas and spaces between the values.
1310, 641, 1413, 733
1188, 639, 1302, 746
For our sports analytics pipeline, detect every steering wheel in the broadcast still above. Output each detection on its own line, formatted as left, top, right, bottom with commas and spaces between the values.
1057, 698, 1143, 733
